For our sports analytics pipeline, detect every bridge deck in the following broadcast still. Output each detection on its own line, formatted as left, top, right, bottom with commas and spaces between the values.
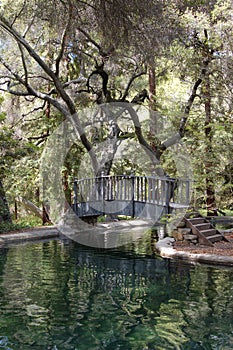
73, 174, 192, 222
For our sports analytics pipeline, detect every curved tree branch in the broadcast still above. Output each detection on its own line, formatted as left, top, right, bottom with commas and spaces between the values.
87, 63, 110, 101
0, 14, 99, 173
158, 57, 212, 154
126, 105, 161, 164
121, 71, 146, 101
18, 43, 28, 84
179, 60, 210, 137
55, 7, 71, 78
55, 27, 68, 77
77, 27, 111, 58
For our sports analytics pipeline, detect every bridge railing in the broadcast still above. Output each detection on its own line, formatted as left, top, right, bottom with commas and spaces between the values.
73, 174, 192, 218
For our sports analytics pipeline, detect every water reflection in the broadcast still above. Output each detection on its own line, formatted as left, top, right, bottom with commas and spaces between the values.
0, 235, 232, 349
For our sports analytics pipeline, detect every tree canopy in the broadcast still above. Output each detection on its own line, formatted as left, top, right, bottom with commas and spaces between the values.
0, 0, 232, 223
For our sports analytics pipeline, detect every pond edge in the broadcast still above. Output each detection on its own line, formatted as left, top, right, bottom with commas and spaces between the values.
156, 237, 233, 267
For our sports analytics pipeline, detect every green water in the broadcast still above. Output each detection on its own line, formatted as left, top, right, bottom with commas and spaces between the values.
0, 234, 233, 349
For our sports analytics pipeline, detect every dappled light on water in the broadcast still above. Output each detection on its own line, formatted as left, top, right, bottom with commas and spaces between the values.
0, 236, 233, 349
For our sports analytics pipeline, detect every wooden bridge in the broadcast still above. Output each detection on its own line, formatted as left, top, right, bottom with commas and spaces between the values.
73, 174, 192, 222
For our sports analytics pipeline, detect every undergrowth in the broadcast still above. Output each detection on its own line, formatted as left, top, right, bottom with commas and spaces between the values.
0, 216, 44, 233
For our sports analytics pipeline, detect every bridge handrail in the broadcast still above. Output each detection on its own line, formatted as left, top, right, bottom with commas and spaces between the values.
74, 174, 191, 183
73, 174, 192, 207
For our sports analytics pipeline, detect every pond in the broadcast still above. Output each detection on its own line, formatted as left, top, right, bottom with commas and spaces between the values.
0, 232, 233, 350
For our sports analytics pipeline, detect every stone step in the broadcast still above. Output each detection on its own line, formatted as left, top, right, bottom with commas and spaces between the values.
183, 215, 229, 246
195, 223, 211, 230
208, 234, 224, 243
200, 229, 217, 237
188, 218, 206, 225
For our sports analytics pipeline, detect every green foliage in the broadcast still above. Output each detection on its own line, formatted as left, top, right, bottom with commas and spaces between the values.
0, 215, 42, 233
15, 215, 43, 228
0, 112, 6, 122
0, 127, 36, 176
0, 222, 23, 233
0, 0, 232, 219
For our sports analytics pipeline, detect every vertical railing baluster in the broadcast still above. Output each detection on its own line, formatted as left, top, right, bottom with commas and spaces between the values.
158, 178, 161, 204
81, 181, 83, 202
85, 179, 87, 201
150, 178, 152, 202
106, 176, 109, 200
109, 176, 112, 200
141, 177, 143, 201
112, 176, 115, 200
123, 173, 127, 200
165, 178, 170, 214
154, 178, 157, 203
142, 177, 144, 201
81, 179, 83, 202
138, 177, 140, 201
115, 176, 118, 200
145, 177, 147, 202
100, 175, 103, 201
162, 178, 165, 204
92, 178, 94, 201
84, 179, 87, 201
119, 176, 122, 200
129, 175, 131, 200
128, 175, 131, 200
131, 173, 135, 217
152, 177, 155, 203
73, 178, 77, 213
88, 178, 90, 201
88, 179, 90, 201
125, 175, 129, 201
179, 180, 183, 203
177, 180, 181, 203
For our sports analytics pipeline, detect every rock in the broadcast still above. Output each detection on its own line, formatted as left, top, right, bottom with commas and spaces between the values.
172, 230, 184, 241
176, 221, 186, 228
183, 234, 198, 241
178, 228, 191, 235
156, 237, 175, 249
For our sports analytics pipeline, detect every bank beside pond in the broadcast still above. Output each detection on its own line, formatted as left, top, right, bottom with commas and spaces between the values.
156, 234, 233, 267
0, 226, 60, 245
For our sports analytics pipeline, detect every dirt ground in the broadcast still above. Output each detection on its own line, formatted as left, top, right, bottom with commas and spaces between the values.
174, 232, 233, 257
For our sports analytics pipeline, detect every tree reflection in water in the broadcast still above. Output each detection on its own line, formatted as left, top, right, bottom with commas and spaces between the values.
0, 235, 233, 349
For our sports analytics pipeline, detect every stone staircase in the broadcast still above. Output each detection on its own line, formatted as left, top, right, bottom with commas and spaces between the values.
184, 215, 229, 246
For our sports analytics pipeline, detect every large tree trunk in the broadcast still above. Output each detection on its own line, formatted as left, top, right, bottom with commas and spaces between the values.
203, 74, 217, 216
148, 65, 157, 136
0, 180, 12, 223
